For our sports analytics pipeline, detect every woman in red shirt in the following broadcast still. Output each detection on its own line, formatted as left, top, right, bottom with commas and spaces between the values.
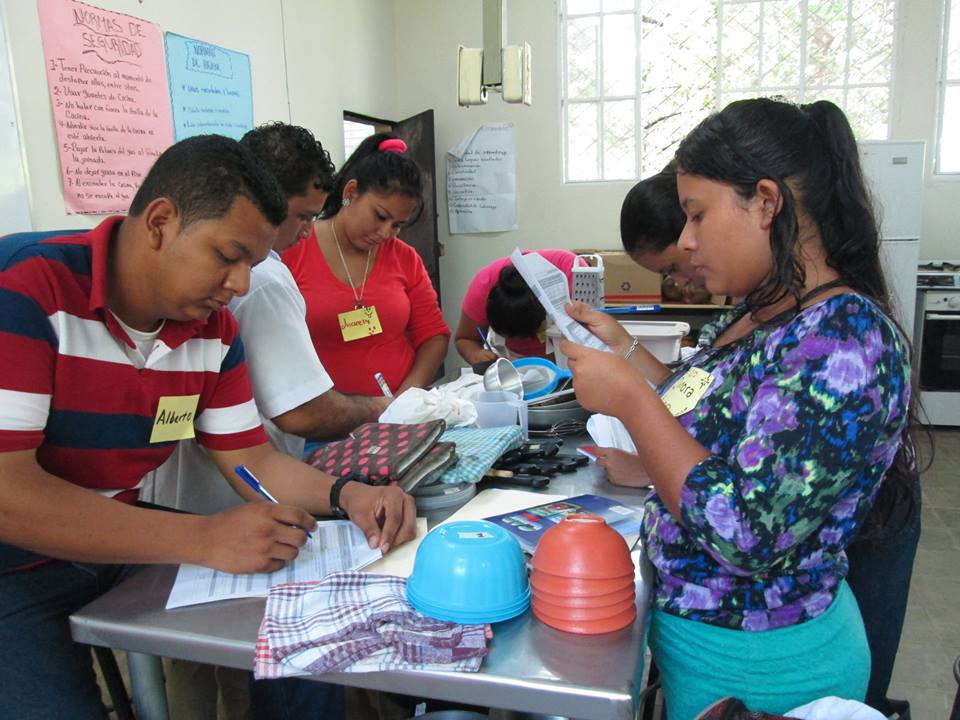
283, 133, 449, 397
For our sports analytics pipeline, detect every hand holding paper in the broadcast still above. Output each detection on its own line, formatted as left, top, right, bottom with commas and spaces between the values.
594, 448, 652, 488
509, 249, 611, 352
560, 339, 641, 418
565, 301, 633, 353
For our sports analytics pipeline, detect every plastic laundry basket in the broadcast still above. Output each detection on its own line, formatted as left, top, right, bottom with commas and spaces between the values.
548, 320, 690, 368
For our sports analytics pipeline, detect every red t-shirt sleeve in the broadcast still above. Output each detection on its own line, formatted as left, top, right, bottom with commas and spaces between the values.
0, 256, 57, 451
399, 243, 450, 348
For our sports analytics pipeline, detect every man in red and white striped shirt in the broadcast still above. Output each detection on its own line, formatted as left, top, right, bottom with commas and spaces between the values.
0, 135, 416, 718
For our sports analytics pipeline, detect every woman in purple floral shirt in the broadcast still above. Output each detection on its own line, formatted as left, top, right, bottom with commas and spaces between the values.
562, 98, 911, 718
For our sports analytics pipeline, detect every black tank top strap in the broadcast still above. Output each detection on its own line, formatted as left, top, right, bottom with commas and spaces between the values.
798, 278, 848, 305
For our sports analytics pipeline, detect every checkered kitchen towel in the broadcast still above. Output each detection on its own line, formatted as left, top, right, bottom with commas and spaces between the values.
435, 426, 523, 485
255, 572, 489, 678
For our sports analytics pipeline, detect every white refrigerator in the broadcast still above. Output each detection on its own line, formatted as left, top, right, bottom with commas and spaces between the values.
859, 140, 925, 336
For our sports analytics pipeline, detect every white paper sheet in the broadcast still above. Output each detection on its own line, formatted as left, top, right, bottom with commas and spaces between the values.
509, 249, 610, 352
166, 520, 382, 609
586, 413, 638, 454
361, 491, 569, 579
446, 123, 518, 234
444, 488, 568, 523
362, 517, 428, 579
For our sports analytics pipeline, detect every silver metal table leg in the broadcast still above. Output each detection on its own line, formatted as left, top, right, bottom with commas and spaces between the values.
126, 652, 170, 720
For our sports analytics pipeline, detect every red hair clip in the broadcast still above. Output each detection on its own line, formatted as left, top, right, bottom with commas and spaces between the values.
378, 138, 407, 153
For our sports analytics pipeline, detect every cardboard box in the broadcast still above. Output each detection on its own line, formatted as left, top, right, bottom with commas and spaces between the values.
594, 250, 661, 304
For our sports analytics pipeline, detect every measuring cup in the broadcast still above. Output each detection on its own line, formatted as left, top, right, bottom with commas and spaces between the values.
472, 390, 528, 438
482, 358, 524, 398
513, 357, 573, 400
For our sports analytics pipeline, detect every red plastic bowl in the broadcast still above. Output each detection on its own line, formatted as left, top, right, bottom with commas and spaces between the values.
531, 583, 635, 609
530, 568, 635, 598
532, 593, 635, 622
531, 514, 634, 580
533, 603, 637, 634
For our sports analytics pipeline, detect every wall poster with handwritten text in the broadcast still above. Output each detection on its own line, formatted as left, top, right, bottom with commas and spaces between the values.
38, 0, 174, 214
446, 123, 518, 234
165, 33, 253, 141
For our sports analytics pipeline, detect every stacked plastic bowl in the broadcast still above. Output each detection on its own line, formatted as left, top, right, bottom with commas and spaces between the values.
530, 514, 636, 634
407, 520, 531, 624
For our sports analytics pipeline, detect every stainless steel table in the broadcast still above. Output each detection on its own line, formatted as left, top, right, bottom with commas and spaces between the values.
71, 448, 654, 720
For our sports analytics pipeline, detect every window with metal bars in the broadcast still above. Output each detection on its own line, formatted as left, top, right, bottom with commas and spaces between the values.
561, 0, 897, 183
938, 0, 960, 173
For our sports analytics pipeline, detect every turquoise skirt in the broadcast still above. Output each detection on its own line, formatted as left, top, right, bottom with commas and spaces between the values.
648, 581, 870, 720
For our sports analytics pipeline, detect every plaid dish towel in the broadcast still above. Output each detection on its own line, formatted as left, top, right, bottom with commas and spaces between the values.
434, 426, 523, 485
255, 572, 489, 678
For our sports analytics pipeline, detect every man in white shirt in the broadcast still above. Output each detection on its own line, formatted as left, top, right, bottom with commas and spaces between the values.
143, 123, 389, 515
143, 124, 392, 720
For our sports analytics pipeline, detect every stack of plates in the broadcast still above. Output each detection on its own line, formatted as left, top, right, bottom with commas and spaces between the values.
526, 393, 590, 430
410, 479, 476, 511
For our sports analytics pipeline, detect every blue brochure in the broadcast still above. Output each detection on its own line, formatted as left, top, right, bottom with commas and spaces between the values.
484, 493, 643, 554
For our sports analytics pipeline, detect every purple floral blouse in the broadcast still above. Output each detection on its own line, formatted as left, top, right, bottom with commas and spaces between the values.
643, 294, 910, 630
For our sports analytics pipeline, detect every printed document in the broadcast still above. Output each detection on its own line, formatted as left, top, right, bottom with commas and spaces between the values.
166, 520, 381, 609
509, 249, 610, 351
447, 123, 517, 234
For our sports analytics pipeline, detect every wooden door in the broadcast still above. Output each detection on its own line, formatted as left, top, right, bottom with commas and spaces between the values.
394, 110, 441, 298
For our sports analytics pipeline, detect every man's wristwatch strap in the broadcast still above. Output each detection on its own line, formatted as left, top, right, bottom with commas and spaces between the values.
329, 473, 368, 518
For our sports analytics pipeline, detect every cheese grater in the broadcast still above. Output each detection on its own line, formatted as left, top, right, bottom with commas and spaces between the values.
572, 254, 605, 308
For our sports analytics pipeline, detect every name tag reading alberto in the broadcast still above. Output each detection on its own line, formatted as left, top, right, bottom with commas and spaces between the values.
339, 305, 383, 343
149, 394, 200, 443
660, 367, 715, 417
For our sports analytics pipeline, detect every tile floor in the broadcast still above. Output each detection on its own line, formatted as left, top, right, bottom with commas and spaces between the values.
98, 430, 960, 719
886, 427, 960, 718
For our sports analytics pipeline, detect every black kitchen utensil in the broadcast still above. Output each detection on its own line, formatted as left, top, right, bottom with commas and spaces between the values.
483, 472, 551, 489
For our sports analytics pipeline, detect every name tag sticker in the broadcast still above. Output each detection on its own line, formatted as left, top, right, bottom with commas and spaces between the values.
338, 305, 383, 343
149, 394, 200, 443
660, 367, 715, 417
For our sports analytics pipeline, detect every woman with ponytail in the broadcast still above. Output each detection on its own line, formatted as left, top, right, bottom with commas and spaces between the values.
283, 133, 449, 397
561, 98, 914, 718
454, 250, 582, 365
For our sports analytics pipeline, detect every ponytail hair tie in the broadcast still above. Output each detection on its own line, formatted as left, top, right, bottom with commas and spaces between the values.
378, 138, 407, 154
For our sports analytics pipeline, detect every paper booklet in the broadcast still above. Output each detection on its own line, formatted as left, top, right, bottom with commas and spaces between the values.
509, 249, 611, 352
483, 493, 643, 555
166, 520, 381, 609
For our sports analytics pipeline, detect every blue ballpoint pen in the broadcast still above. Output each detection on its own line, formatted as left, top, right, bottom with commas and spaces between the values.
599, 304, 662, 315
234, 464, 312, 537
476, 327, 500, 356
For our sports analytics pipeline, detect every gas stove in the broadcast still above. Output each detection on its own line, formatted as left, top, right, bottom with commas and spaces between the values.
917, 261, 960, 289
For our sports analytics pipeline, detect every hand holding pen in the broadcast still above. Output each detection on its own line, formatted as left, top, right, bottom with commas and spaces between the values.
476, 327, 502, 357
373, 372, 394, 399
235, 464, 314, 537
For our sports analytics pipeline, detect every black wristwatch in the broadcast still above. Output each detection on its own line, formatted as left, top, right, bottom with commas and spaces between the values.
329, 473, 368, 518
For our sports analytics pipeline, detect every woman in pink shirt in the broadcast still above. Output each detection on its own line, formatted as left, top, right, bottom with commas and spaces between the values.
454, 250, 580, 365
283, 133, 449, 397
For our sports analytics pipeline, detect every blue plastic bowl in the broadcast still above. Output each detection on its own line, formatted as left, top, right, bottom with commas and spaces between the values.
407, 520, 530, 624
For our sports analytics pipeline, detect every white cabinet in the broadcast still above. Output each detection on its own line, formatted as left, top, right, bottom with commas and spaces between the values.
880, 239, 920, 333
859, 141, 924, 240
860, 140, 925, 336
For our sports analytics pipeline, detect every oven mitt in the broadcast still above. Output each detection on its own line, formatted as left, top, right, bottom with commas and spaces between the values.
306, 420, 447, 485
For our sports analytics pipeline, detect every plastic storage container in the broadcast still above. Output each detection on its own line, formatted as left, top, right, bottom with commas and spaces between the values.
548, 320, 689, 368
